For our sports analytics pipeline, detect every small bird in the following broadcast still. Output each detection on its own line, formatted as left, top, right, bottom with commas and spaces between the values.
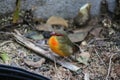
48, 31, 79, 57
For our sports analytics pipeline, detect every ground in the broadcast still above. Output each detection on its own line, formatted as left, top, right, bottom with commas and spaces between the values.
0, 9, 120, 80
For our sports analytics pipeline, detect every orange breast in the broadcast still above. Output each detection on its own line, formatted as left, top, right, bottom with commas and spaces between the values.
48, 36, 66, 57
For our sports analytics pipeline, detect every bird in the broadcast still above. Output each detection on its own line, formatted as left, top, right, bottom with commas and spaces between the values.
48, 30, 79, 57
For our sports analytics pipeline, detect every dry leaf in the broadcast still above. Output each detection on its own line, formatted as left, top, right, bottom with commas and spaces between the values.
77, 52, 90, 65
90, 27, 103, 37
47, 16, 68, 27
68, 32, 87, 42
69, 25, 93, 42
36, 24, 53, 31
24, 58, 45, 68
0, 52, 10, 64
31, 34, 44, 40
25, 31, 44, 40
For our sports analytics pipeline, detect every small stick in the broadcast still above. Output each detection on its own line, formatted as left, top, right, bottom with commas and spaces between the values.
0, 41, 13, 47
94, 49, 107, 69
105, 53, 117, 80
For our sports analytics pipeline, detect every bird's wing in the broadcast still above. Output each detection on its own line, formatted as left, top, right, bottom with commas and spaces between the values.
57, 36, 73, 55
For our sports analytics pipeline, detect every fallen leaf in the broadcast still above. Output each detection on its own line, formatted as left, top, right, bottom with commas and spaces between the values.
25, 31, 44, 40
31, 34, 43, 40
77, 52, 90, 65
0, 52, 10, 64
73, 25, 93, 33
47, 16, 68, 27
36, 40, 46, 46
35, 40, 49, 50
69, 24, 94, 42
90, 27, 103, 37
68, 32, 87, 42
36, 24, 53, 31
24, 58, 46, 68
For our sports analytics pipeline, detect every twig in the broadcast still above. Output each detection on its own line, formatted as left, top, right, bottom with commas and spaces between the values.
0, 41, 13, 47
0, 31, 13, 35
0, 21, 23, 30
94, 49, 107, 69
12, 29, 80, 72
87, 38, 108, 47
105, 53, 118, 80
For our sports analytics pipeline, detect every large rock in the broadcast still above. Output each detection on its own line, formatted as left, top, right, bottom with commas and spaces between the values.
0, 0, 115, 18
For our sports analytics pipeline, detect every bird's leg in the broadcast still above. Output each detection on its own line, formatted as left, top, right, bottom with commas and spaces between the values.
53, 57, 57, 69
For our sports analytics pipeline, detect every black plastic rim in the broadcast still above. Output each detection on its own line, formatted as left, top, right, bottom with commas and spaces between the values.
0, 64, 50, 80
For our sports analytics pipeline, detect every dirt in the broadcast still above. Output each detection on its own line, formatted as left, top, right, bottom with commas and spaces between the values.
0, 10, 120, 80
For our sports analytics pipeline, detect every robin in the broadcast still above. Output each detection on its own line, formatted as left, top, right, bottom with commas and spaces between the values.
48, 31, 79, 57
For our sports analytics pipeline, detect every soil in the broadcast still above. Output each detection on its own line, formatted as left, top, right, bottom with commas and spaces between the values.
0, 10, 120, 80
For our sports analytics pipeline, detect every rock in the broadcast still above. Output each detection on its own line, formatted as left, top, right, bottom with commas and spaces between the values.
0, 0, 115, 19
